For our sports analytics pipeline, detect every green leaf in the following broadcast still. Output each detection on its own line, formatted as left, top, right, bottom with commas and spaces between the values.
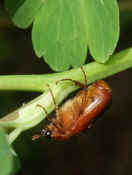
32, 0, 87, 71
4, 0, 43, 28
5, 0, 119, 71
85, 0, 119, 63
0, 129, 20, 175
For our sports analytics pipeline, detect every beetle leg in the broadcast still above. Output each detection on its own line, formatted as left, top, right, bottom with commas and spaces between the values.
36, 104, 48, 115
70, 100, 81, 120
79, 88, 88, 113
70, 105, 77, 121
56, 79, 85, 88
47, 84, 65, 132
56, 66, 87, 88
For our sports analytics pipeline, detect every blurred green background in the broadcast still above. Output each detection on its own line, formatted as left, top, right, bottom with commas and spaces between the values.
1, 0, 132, 175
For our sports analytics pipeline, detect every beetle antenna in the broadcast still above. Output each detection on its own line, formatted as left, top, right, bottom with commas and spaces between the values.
80, 66, 87, 86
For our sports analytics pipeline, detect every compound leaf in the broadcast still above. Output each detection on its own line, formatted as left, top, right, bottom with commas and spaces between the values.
5, 0, 119, 71
4, 0, 43, 28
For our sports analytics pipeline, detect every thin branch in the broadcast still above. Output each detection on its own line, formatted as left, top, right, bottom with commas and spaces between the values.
0, 48, 131, 92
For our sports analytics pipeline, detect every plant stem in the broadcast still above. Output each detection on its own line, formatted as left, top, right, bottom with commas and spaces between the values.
8, 128, 22, 144
0, 47, 132, 92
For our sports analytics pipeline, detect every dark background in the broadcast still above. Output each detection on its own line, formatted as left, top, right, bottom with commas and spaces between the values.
0, 0, 132, 175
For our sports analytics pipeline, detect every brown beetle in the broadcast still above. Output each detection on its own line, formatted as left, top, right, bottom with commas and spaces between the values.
32, 67, 111, 141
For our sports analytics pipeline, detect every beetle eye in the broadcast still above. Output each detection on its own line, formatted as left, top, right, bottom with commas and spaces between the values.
45, 130, 51, 138
41, 129, 51, 138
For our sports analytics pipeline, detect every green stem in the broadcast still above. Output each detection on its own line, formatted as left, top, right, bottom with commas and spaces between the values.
8, 128, 22, 144
0, 47, 132, 92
